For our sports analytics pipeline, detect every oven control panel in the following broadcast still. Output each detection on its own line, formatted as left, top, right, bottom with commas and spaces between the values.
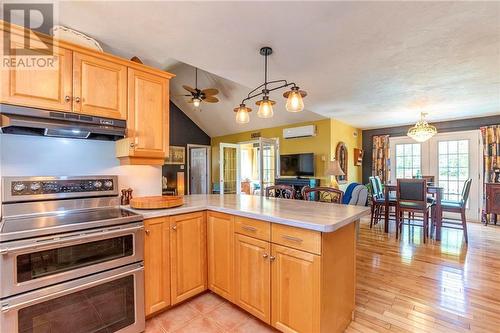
2, 176, 118, 201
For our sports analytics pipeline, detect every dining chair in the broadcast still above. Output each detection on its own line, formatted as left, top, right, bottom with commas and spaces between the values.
432, 178, 472, 243
369, 176, 397, 228
396, 178, 433, 243
302, 186, 344, 203
265, 185, 296, 199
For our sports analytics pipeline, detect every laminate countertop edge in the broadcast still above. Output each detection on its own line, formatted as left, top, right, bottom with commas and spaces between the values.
122, 194, 370, 233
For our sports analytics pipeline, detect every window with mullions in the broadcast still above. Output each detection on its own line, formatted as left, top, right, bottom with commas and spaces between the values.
438, 140, 469, 202
395, 143, 421, 179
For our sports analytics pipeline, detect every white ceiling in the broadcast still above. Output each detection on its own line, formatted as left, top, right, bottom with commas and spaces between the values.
52, 1, 499, 136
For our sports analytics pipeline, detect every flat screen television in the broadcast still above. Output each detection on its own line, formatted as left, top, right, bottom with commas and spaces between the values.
280, 153, 314, 177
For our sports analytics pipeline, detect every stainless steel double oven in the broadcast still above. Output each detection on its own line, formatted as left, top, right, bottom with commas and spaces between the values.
0, 176, 145, 333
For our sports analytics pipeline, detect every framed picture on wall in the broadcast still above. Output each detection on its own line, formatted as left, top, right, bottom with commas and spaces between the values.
165, 146, 185, 165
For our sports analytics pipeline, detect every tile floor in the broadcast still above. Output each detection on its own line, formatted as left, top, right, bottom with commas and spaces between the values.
145, 292, 278, 333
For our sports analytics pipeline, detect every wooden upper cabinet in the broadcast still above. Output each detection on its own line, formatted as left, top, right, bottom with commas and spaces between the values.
116, 68, 169, 164
271, 244, 321, 333
170, 212, 207, 305
73, 52, 127, 119
144, 217, 170, 316
234, 234, 271, 324
1, 33, 72, 111
207, 212, 234, 301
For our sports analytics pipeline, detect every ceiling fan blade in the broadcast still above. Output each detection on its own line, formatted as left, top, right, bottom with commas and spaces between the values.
201, 88, 219, 96
203, 96, 219, 103
187, 99, 193, 103
183, 85, 197, 93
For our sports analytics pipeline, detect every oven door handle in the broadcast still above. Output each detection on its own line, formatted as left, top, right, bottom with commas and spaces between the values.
0, 224, 144, 255
1, 265, 143, 313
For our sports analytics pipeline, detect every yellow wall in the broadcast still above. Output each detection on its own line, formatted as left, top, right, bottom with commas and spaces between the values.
330, 119, 363, 184
211, 118, 363, 186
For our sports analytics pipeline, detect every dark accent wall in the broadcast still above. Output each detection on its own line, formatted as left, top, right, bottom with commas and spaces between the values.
162, 102, 211, 193
361, 115, 500, 184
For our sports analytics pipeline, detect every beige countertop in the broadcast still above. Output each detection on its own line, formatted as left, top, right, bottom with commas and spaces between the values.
123, 194, 370, 233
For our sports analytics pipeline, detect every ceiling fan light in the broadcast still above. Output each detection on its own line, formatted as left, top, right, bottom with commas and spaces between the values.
285, 87, 305, 113
192, 98, 201, 107
256, 97, 274, 118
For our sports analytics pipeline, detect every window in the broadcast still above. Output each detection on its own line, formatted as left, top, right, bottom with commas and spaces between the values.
438, 140, 469, 202
395, 143, 421, 179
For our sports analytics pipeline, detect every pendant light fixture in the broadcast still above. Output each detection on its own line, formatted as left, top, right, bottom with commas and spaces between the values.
407, 112, 437, 142
234, 104, 252, 124
234, 46, 307, 123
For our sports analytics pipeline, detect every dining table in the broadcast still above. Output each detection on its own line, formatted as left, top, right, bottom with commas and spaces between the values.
384, 183, 444, 241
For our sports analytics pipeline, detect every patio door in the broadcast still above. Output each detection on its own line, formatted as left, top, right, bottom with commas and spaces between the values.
389, 130, 481, 221
429, 131, 481, 221
258, 138, 280, 194
219, 143, 240, 194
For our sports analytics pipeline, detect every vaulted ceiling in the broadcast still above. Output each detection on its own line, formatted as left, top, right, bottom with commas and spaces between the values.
54, 1, 499, 137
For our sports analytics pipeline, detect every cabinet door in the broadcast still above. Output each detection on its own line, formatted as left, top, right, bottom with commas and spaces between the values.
207, 212, 234, 301
126, 68, 169, 158
271, 244, 321, 333
144, 217, 170, 316
170, 212, 207, 304
234, 234, 271, 323
73, 52, 127, 119
1, 33, 72, 111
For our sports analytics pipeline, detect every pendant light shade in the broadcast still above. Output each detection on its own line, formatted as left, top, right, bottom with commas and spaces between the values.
234, 104, 251, 124
284, 87, 307, 113
407, 112, 437, 142
256, 97, 275, 118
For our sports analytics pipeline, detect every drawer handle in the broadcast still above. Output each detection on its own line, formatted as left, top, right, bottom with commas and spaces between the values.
242, 225, 257, 232
282, 235, 303, 243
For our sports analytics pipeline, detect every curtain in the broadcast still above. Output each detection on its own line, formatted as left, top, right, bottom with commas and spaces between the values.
481, 125, 500, 183
372, 135, 390, 183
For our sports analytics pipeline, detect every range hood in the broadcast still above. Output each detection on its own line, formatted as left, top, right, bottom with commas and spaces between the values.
0, 104, 126, 141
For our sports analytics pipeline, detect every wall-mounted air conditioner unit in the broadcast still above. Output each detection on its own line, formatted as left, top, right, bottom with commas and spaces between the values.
283, 125, 316, 139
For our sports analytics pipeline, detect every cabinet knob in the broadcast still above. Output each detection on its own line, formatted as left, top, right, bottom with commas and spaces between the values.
269, 255, 276, 261
262, 253, 268, 259
172, 225, 177, 231
75, 97, 81, 103
130, 143, 136, 148
65, 96, 71, 102
145, 229, 150, 235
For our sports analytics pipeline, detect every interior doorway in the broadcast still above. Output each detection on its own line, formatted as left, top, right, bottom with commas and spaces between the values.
187, 144, 211, 195
219, 138, 279, 195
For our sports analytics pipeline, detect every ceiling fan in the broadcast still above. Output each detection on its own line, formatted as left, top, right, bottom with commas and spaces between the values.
182, 68, 219, 107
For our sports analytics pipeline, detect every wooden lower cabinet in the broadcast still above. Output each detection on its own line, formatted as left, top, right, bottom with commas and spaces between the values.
170, 212, 207, 304
234, 233, 271, 324
144, 212, 356, 333
144, 217, 170, 316
271, 244, 321, 333
207, 212, 234, 301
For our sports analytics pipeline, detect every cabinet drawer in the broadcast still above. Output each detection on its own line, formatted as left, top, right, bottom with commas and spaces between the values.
271, 224, 321, 255
234, 216, 270, 241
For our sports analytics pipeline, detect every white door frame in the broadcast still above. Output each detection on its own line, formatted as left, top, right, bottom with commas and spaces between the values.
186, 144, 211, 195
219, 143, 241, 194
258, 137, 280, 194
428, 130, 482, 221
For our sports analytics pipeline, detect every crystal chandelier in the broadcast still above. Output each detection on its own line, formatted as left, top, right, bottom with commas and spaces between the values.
234, 46, 307, 124
407, 112, 437, 142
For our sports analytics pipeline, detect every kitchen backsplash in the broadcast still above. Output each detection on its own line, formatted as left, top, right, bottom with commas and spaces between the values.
0, 134, 162, 200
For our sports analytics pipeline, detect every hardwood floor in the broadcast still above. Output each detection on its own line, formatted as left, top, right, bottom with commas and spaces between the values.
146, 217, 500, 332
350, 218, 500, 333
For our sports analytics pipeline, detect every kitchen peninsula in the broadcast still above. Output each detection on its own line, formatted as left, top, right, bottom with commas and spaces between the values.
126, 194, 370, 333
